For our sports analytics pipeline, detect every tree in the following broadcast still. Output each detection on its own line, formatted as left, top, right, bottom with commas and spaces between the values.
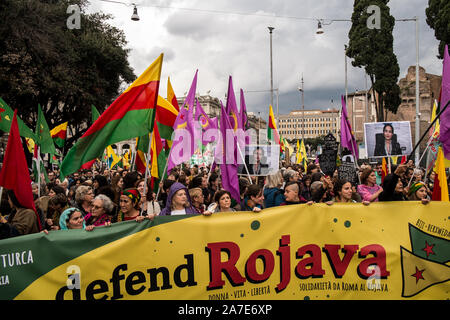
426, 0, 450, 59
346, 0, 401, 122
0, 0, 136, 151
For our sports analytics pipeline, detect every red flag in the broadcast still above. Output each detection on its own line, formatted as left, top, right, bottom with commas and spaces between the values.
81, 159, 96, 170
400, 155, 407, 164
0, 110, 41, 229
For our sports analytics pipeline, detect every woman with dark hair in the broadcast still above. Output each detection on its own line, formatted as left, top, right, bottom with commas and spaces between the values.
204, 190, 237, 214
374, 123, 402, 157
114, 188, 143, 222
407, 182, 430, 204
357, 168, 383, 202
0, 190, 42, 239
47, 183, 66, 198
93, 175, 108, 196
136, 179, 161, 216
208, 172, 220, 203
332, 179, 357, 203
241, 184, 264, 212
46, 193, 69, 230
379, 164, 408, 201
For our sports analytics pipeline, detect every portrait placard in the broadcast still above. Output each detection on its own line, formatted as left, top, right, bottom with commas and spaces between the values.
364, 121, 412, 158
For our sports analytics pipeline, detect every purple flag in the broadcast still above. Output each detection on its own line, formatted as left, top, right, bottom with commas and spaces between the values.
440, 45, 450, 160
195, 99, 218, 146
239, 89, 248, 129
340, 95, 359, 159
167, 71, 197, 173
226, 76, 241, 132
219, 103, 240, 202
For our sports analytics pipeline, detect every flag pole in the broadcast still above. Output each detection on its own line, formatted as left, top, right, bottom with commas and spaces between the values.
37, 146, 41, 198
130, 139, 137, 172
407, 140, 433, 187
408, 100, 450, 163
155, 155, 170, 202
236, 141, 253, 184
141, 133, 152, 216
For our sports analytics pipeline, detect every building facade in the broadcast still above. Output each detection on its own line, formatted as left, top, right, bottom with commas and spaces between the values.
278, 109, 340, 141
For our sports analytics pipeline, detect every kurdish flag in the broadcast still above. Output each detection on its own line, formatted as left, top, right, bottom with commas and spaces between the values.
167, 77, 180, 112
149, 96, 176, 182
156, 95, 178, 143
0, 98, 36, 140
431, 147, 449, 201
267, 105, 280, 144
35, 104, 57, 155
150, 119, 164, 180
61, 54, 163, 177
50, 122, 68, 148
135, 134, 150, 176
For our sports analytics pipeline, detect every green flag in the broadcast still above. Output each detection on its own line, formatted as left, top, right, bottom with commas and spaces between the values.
0, 98, 36, 140
91, 105, 100, 124
35, 104, 57, 155
33, 157, 49, 184
409, 224, 450, 264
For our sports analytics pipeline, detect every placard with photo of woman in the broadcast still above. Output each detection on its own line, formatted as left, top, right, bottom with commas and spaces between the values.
364, 121, 413, 158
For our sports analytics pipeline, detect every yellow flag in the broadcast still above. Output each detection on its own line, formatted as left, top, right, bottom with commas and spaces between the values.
430, 100, 440, 138
106, 145, 122, 169
400, 247, 450, 298
25, 138, 35, 155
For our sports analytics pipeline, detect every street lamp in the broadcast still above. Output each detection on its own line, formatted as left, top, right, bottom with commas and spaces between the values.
131, 4, 140, 21
316, 21, 324, 34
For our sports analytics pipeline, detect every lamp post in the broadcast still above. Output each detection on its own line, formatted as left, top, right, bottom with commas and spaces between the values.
298, 75, 305, 142
396, 17, 420, 165
268, 27, 275, 112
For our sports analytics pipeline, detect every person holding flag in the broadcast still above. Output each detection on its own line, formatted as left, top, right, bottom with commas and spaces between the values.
0, 110, 42, 238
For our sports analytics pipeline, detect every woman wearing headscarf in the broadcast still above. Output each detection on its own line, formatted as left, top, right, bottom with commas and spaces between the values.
407, 181, 430, 204
159, 182, 198, 216
114, 188, 142, 222
59, 208, 86, 230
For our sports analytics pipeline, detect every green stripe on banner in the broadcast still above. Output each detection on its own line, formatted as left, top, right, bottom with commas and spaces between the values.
0, 215, 194, 300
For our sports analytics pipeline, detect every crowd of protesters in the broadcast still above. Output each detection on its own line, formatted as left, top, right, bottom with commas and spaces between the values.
0, 156, 448, 240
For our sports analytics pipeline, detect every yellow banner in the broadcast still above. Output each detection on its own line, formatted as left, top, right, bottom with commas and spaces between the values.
7, 202, 450, 300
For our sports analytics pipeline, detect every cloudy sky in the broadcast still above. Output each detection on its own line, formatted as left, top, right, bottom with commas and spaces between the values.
86, 0, 442, 120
